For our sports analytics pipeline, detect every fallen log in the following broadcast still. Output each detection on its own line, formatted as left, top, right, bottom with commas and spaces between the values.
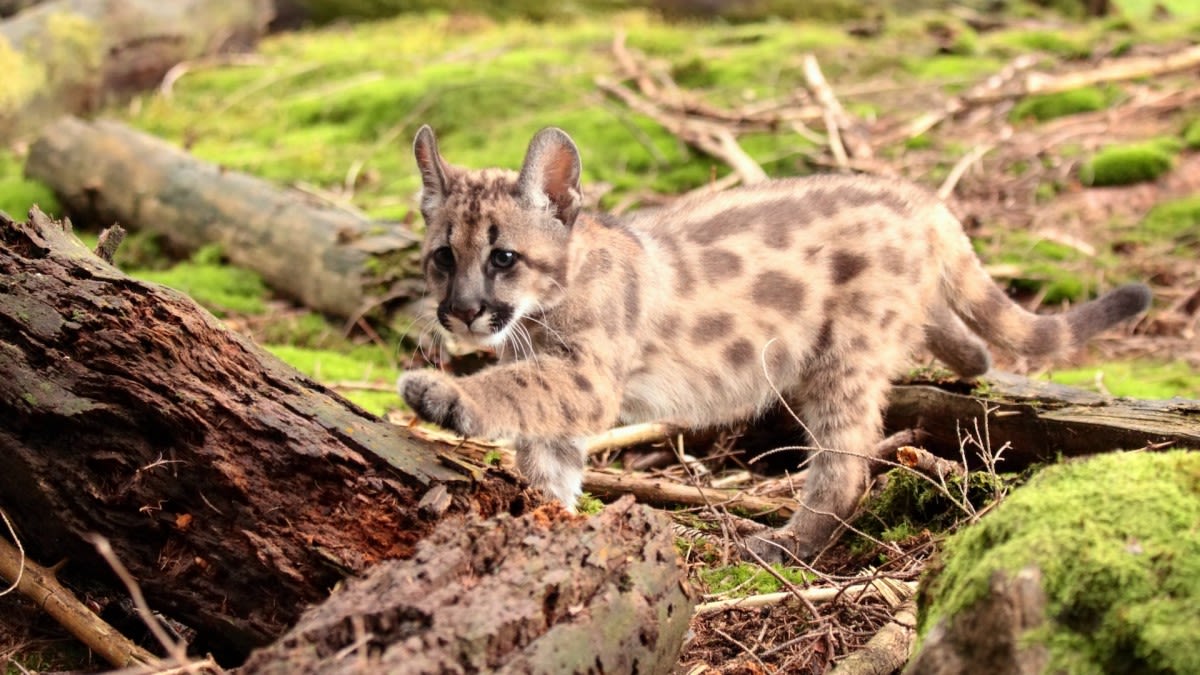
0, 0, 272, 142
25, 116, 423, 323
0, 207, 523, 663
885, 372, 1200, 468
241, 498, 693, 675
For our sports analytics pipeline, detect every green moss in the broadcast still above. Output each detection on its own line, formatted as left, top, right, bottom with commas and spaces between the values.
1182, 118, 1200, 150
904, 54, 1004, 81
1138, 195, 1200, 250
1080, 139, 1178, 187
699, 562, 815, 596
1047, 360, 1200, 399
577, 492, 604, 515
991, 29, 1095, 60
990, 232, 1113, 304
919, 451, 1200, 673
39, 11, 104, 83
267, 344, 402, 416
855, 468, 1010, 544
1010, 86, 1115, 122
131, 258, 268, 317
0, 150, 59, 217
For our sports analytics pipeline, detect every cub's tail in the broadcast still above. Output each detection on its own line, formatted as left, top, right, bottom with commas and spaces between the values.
936, 216, 1150, 358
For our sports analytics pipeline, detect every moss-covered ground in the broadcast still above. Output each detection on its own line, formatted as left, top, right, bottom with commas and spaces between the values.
918, 451, 1200, 673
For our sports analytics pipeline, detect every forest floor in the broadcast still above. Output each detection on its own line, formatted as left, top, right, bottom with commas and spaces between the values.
2, 1, 1200, 672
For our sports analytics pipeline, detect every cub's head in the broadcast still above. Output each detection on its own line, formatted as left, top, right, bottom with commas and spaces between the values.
413, 125, 582, 350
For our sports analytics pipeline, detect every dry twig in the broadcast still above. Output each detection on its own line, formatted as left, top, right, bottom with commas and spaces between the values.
0, 519, 157, 668
694, 579, 916, 615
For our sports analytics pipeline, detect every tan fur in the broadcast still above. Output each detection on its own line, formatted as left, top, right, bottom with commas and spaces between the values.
399, 126, 1151, 560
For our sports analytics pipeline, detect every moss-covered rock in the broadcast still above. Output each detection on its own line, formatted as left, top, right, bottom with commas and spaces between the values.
915, 451, 1200, 674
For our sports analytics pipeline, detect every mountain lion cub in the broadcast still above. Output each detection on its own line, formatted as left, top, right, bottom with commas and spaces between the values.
398, 125, 1151, 561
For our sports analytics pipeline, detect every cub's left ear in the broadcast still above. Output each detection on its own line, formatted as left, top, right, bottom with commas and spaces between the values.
516, 127, 582, 228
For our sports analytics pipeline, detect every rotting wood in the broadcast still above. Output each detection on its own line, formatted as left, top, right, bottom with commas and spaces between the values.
25, 116, 424, 323
240, 498, 693, 675
0, 208, 524, 663
0, 0, 272, 142
886, 372, 1200, 467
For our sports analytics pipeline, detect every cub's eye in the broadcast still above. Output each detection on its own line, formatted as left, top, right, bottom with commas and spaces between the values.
489, 249, 518, 269
431, 246, 455, 271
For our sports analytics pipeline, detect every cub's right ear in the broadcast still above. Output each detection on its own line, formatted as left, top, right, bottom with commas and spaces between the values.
413, 125, 449, 214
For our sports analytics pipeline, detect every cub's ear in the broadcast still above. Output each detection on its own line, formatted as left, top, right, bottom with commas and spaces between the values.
413, 125, 450, 214
516, 127, 582, 228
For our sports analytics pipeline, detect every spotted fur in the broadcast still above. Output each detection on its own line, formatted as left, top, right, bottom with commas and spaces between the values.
399, 126, 1152, 561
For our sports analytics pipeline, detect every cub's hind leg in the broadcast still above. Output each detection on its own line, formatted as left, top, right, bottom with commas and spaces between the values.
745, 363, 892, 563
515, 436, 587, 511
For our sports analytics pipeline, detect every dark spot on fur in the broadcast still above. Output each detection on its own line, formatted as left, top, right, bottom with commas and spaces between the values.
701, 248, 743, 283
559, 400, 577, 425
658, 236, 696, 297
487, 224, 499, 244
624, 272, 641, 329
880, 309, 898, 329
572, 373, 593, 392
815, 319, 834, 352
850, 335, 869, 351
512, 374, 528, 388
751, 271, 806, 314
724, 339, 754, 367
881, 245, 905, 275
831, 251, 869, 285
575, 249, 613, 287
658, 314, 680, 339
692, 312, 733, 343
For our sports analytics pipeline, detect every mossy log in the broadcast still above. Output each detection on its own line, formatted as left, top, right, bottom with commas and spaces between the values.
25, 116, 423, 322
0, 208, 527, 663
241, 497, 693, 675
885, 372, 1200, 467
0, 0, 272, 141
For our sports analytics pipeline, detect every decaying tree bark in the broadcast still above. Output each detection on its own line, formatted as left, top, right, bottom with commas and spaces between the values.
25, 116, 423, 324
242, 497, 693, 675
0, 208, 526, 662
0, 0, 273, 142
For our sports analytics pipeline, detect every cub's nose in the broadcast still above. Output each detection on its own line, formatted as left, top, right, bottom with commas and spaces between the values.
448, 305, 484, 326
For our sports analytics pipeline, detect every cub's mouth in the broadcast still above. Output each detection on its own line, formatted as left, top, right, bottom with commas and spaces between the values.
436, 300, 517, 349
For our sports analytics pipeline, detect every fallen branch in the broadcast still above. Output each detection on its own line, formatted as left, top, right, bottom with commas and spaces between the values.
984, 43, 1200, 105
583, 470, 794, 520
828, 601, 917, 675
0, 526, 157, 668
694, 579, 916, 616
897, 445, 966, 480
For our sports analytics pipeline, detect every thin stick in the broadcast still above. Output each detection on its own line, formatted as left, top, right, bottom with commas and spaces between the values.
694, 580, 917, 615
584, 421, 682, 454
0, 526, 157, 668
583, 470, 794, 520
937, 144, 992, 200
86, 534, 188, 666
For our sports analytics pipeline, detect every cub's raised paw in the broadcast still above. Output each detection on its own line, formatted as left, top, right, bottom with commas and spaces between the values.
398, 371, 480, 437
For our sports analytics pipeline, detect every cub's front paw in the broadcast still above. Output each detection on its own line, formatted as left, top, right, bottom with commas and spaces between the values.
740, 528, 807, 565
398, 371, 481, 437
